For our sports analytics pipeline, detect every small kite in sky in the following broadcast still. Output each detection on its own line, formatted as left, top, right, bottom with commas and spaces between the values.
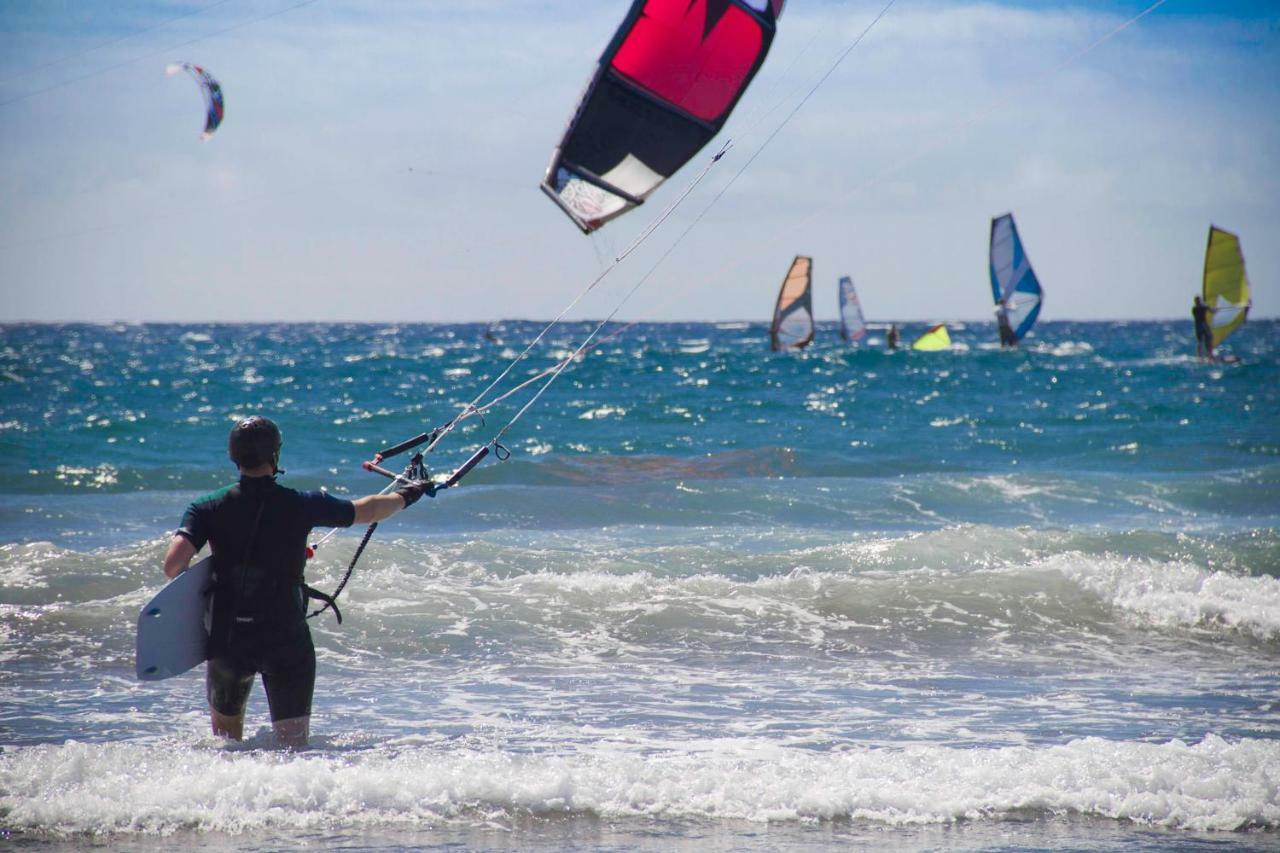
165, 62, 224, 140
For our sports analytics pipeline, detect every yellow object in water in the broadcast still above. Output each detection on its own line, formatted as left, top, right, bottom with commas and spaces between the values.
1203, 225, 1251, 347
912, 324, 951, 351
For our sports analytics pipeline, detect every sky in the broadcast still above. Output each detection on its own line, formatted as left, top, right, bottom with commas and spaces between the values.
1, 0, 1277, 324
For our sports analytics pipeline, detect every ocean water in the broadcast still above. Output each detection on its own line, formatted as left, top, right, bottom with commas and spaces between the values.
1, 319, 1278, 851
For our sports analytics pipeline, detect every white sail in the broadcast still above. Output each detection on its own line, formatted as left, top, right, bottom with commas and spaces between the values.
838, 275, 867, 344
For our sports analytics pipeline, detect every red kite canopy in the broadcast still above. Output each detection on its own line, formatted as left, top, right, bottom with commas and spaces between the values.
542, 0, 785, 233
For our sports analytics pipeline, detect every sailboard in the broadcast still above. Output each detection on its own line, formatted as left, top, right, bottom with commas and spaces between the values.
770, 255, 814, 351
989, 213, 1043, 345
1203, 225, 1251, 347
166, 63, 224, 140
838, 275, 867, 344
912, 324, 951, 351
542, 0, 785, 233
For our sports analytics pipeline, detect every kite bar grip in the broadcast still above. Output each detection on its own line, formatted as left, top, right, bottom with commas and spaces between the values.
362, 460, 409, 482
444, 445, 490, 489
375, 429, 440, 463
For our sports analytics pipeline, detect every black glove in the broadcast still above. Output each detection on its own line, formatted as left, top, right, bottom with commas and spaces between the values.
395, 479, 434, 507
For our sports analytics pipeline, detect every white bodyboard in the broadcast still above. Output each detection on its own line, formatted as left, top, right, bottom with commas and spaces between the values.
136, 556, 212, 681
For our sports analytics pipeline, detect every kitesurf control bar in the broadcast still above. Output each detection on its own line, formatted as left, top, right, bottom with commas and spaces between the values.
309, 439, 496, 624
362, 444, 493, 493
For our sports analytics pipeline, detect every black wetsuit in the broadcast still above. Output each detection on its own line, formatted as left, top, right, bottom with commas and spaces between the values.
997, 310, 1017, 347
177, 475, 355, 721
1192, 301, 1212, 352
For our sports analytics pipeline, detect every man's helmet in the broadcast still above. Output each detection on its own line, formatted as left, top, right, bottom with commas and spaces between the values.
228, 415, 282, 471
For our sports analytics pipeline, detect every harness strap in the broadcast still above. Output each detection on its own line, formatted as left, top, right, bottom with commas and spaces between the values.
303, 584, 343, 625
306, 520, 376, 623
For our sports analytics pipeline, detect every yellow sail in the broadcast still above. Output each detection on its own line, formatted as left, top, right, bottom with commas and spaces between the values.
912, 323, 951, 351
1203, 225, 1251, 347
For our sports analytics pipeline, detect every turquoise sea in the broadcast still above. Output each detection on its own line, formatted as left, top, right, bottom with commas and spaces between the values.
1, 319, 1278, 850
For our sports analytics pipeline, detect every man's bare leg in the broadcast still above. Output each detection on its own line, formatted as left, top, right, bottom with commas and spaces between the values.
273, 715, 309, 749
211, 707, 244, 740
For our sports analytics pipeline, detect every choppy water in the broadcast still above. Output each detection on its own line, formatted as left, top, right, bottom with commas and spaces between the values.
2, 320, 1278, 850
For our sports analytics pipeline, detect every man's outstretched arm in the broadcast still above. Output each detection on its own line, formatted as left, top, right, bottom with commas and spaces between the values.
351, 479, 431, 524
351, 493, 409, 524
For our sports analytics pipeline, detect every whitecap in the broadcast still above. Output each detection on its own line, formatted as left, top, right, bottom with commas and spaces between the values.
1051, 553, 1280, 640
1, 735, 1274, 835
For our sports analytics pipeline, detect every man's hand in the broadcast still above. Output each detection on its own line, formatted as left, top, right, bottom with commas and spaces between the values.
395, 479, 435, 507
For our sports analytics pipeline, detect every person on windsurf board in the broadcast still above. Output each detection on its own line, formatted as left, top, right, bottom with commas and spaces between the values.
997, 302, 1018, 348
1192, 295, 1215, 361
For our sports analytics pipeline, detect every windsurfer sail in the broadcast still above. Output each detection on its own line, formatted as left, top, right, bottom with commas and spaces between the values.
1203, 225, 1251, 348
912, 324, 950, 351
770, 255, 814, 351
989, 213, 1043, 346
542, 0, 785, 233
838, 275, 867, 344
165, 62, 224, 140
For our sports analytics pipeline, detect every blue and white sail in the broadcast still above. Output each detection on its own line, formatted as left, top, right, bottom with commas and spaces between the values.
989, 213, 1043, 344
838, 275, 867, 344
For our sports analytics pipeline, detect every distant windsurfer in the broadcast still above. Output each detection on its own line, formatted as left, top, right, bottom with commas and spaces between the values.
886, 324, 899, 351
161, 416, 430, 748
1192, 295, 1214, 360
996, 303, 1017, 348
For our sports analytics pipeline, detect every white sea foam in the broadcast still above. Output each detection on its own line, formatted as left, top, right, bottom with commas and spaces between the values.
2, 735, 1274, 836
956, 474, 1062, 500
1031, 340, 1095, 357
578, 405, 628, 421
1050, 553, 1280, 640
0, 541, 60, 589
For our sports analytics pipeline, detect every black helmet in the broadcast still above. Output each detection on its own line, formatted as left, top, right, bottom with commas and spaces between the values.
228, 415, 282, 471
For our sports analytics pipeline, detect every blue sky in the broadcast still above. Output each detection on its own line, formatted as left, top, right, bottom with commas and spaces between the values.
1, 0, 1276, 323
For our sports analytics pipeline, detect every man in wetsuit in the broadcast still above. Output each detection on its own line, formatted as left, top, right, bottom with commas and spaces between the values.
161, 415, 429, 748
997, 303, 1017, 348
886, 324, 899, 351
1192, 295, 1214, 360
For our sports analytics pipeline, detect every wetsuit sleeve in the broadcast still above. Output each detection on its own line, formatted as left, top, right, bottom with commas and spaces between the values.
301, 491, 357, 530
176, 501, 209, 551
